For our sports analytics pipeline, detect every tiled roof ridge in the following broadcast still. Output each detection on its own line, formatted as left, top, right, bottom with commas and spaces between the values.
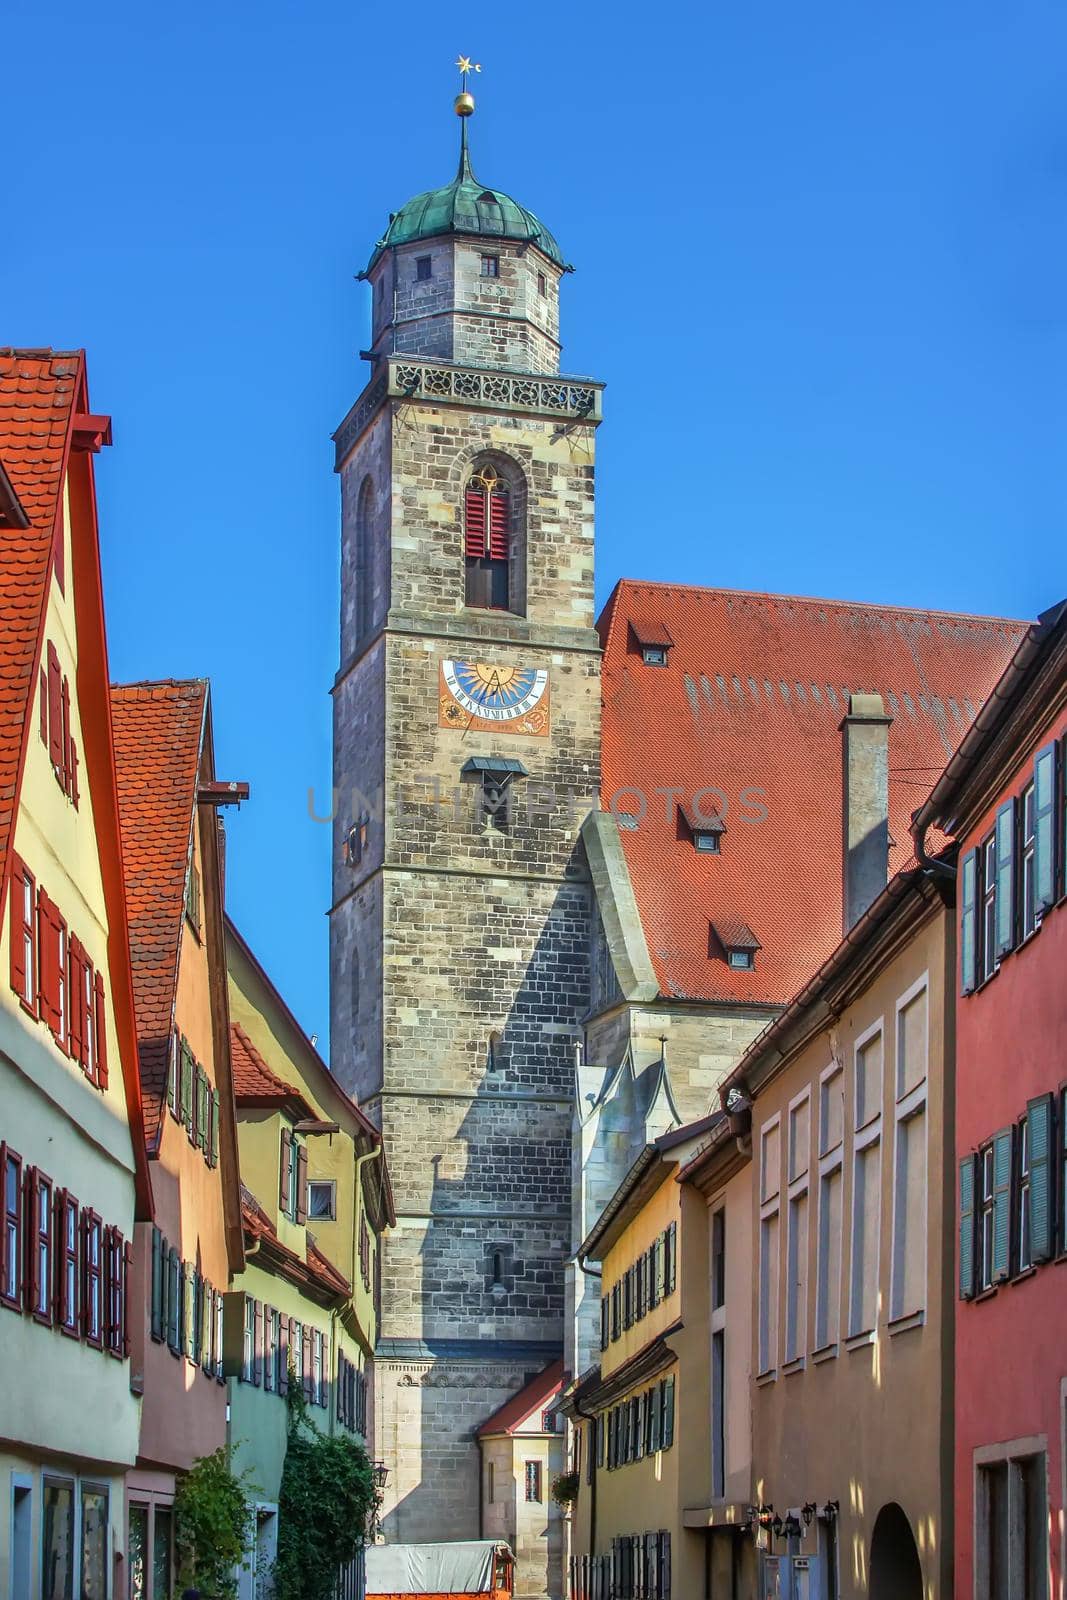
230, 1021, 300, 1099
111, 677, 210, 696
607, 575, 1030, 630
0, 345, 83, 359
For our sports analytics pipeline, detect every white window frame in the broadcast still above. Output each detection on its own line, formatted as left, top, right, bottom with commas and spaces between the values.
307, 1179, 336, 1222
890, 975, 929, 1323
849, 1018, 884, 1340
758, 1114, 781, 1377
784, 1088, 810, 1366
973, 1435, 1049, 1600
815, 1060, 844, 1353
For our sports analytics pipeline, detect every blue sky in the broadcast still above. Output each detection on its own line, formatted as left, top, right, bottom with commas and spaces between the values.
3, 0, 1064, 1044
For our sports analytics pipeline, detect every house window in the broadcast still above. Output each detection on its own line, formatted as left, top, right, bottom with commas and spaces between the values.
487, 1461, 495, 1503
29, 1169, 53, 1323
981, 833, 998, 981
977, 1452, 1048, 1599
242, 1298, 254, 1382
758, 1118, 781, 1375
416, 255, 432, 281
711, 1207, 726, 1311
464, 463, 511, 611
81, 1485, 109, 1600
104, 1227, 125, 1356
610, 1281, 621, 1341
9, 857, 36, 1012
891, 984, 928, 1320
83, 1213, 103, 1347
58, 1192, 79, 1334
524, 1460, 543, 1502
308, 1181, 336, 1221
816, 1065, 844, 1350
785, 1094, 810, 1363
537, 270, 547, 296
185, 863, 201, 937
266, 1308, 280, 1392
481, 254, 500, 277
1, 1144, 22, 1308
849, 1028, 883, 1337
978, 1143, 996, 1291
1021, 783, 1037, 938
642, 645, 668, 667
728, 948, 754, 970
42, 1477, 75, 1600
694, 830, 720, 853
1015, 1119, 1031, 1274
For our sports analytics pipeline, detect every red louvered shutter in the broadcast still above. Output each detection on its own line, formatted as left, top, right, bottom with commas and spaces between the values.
296, 1145, 308, 1224
69, 740, 79, 810
9, 859, 28, 1002
488, 490, 509, 561
39, 669, 48, 746
280, 1129, 292, 1210
464, 488, 487, 557
23, 1167, 38, 1315
67, 937, 85, 1069
60, 676, 71, 792
94, 972, 108, 1089
52, 1187, 65, 1323
37, 890, 59, 1033
123, 1240, 133, 1357
47, 644, 62, 772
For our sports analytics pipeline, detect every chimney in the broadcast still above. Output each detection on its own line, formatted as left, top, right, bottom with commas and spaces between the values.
840, 693, 892, 930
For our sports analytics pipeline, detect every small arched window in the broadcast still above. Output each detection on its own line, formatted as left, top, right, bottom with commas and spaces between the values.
464, 464, 510, 610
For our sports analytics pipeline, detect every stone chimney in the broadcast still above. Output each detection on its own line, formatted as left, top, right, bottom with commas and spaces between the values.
840, 693, 892, 930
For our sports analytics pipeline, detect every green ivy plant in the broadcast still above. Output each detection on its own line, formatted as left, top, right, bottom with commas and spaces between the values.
174, 1446, 257, 1599
274, 1370, 379, 1600
551, 1470, 580, 1508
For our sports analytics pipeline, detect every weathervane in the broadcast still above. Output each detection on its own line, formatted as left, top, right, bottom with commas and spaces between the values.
455, 54, 482, 117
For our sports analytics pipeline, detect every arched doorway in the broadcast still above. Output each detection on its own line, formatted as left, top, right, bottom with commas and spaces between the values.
869, 1502, 923, 1600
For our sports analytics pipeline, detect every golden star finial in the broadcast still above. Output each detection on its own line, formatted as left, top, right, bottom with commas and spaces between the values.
456, 55, 482, 82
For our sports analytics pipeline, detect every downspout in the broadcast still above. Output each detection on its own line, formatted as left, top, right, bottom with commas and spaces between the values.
571, 1390, 598, 1574
912, 816, 956, 881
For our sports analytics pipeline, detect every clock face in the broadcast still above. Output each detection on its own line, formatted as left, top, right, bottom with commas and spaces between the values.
439, 660, 551, 737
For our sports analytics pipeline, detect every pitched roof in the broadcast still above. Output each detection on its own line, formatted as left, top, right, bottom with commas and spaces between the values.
240, 1186, 352, 1299
598, 579, 1028, 1007
475, 1358, 567, 1437
0, 350, 80, 888
110, 680, 206, 1146
229, 1021, 314, 1118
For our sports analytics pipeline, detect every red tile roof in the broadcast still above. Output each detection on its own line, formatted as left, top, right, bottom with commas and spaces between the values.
230, 1021, 314, 1118
110, 680, 206, 1147
598, 580, 1028, 1006
475, 1358, 567, 1437
240, 1187, 352, 1298
0, 351, 80, 888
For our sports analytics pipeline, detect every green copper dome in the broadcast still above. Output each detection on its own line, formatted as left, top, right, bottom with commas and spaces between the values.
365, 127, 567, 273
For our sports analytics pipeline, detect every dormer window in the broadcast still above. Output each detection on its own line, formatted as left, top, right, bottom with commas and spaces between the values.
710, 919, 761, 971
416, 256, 432, 281
680, 803, 726, 854
464, 463, 510, 610
629, 621, 674, 666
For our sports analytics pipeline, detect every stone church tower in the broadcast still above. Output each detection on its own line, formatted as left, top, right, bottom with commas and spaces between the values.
329, 87, 602, 1593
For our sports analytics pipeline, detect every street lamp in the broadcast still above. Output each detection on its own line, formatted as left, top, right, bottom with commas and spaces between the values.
801, 1503, 817, 1529
372, 1462, 390, 1490
782, 1513, 802, 1541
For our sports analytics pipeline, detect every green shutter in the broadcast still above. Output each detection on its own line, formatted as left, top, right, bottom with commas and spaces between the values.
960, 850, 977, 994
959, 1157, 977, 1299
1028, 1094, 1054, 1263
995, 801, 1016, 957
179, 1041, 194, 1132
663, 1376, 675, 1448
150, 1227, 163, 1340
1034, 744, 1057, 913
209, 1092, 220, 1168
992, 1128, 1013, 1280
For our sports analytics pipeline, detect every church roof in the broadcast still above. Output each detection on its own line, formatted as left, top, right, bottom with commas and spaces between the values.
597, 579, 1029, 1008
475, 1357, 567, 1438
366, 129, 566, 273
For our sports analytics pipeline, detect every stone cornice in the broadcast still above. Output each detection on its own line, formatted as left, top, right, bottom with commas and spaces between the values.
333, 357, 604, 469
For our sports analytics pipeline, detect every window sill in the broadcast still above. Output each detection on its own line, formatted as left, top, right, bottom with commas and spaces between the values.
1008, 1266, 1037, 1286
974, 1284, 999, 1303
812, 1343, 838, 1365
782, 1356, 806, 1376
756, 1368, 777, 1386
845, 1330, 875, 1352
887, 1309, 925, 1336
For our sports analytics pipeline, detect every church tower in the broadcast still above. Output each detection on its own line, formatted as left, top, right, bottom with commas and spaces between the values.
330, 78, 602, 1593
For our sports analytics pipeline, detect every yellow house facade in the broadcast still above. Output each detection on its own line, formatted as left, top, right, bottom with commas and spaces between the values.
0, 352, 153, 1598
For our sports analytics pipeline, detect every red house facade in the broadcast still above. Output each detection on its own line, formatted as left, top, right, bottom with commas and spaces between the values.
914, 598, 1067, 1600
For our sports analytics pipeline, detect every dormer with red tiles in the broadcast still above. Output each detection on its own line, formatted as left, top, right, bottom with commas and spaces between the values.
110, 678, 246, 1547
0, 349, 152, 1575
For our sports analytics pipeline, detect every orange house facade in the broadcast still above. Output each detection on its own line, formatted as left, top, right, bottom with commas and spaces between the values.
111, 679, 246, 1595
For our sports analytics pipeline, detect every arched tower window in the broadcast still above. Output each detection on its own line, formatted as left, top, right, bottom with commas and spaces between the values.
464, 463, 511, 610
354, 475, 373, 638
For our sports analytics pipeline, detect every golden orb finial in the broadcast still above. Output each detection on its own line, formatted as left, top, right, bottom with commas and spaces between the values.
455, 91, 475, 117
455, 54, 481, 116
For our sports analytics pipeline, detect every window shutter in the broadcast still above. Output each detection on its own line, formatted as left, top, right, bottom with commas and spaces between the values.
123, 1240, 133, 1357
68, 740, 79, 809
253, 1299, 263, 1385
180, 1041, 193, 1131
280, 1129, 292, 1210
600, 1297, 609, 1351
1027, 1094, 1054, 1263
959, 849, 977, 994
994, 799, 1016, 956
151, 1227, 163, 1340
488, 490, 509, 561
296, 1144, 309, 1224
464, 488, 487, 558
60, 675, 71, 791
209, 1091, 220, 1168
51, 1187, 64, 1323
303, 1323, 313, 1401
23, 1166, 39, 1315
322, 1333, 330, 1410
958, 1156, 977, 1299
663, 1376, 675, 1448
9, 859, 29, 1002
93, 973, 108, 1089
39, 668, 48, 746
37, 889, 59, 1032
79, 1208, 90, 1337
67, 937, 85, 1068
668, 1222, 677, 1293
992, 1128, 1013, 1280
47, 643, 62, 771
1034, 744, 1057, 913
